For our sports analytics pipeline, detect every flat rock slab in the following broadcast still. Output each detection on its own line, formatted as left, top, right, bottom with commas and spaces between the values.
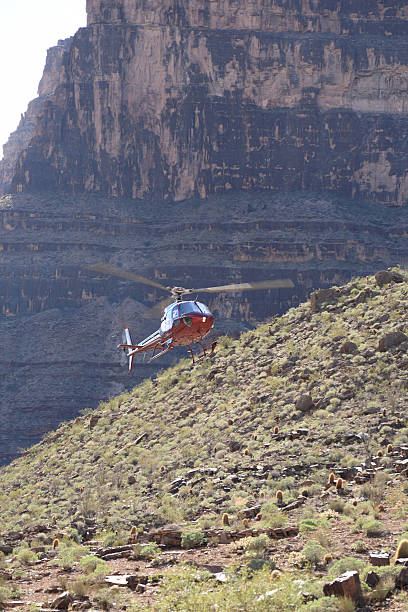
105, 574, 140, 588
369, 551, 390, 566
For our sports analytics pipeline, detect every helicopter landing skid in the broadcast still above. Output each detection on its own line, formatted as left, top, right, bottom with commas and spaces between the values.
188, 341, 217, 365
148, 345, 171, 363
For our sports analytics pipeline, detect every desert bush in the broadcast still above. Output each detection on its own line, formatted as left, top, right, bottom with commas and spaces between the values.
133, 542, 161, 559
181, 530, 207, 549
299, 596, 344, 611
79, 555, 108, 583
327, 557, 366, 579
260, 504, 287, 528
0, 586, 12, 604
363, 519, 384, 537
301, 540, 327, 566
15, 548, 38, 565
351, 540, 367, 554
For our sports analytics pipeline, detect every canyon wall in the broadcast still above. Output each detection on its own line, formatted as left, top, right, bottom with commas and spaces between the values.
0, 38, 71, 196
10, 0, 408, 204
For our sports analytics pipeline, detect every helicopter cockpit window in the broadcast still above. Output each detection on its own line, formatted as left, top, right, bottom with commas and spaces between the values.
160, 308, 173, 333
196, 302, 211, 315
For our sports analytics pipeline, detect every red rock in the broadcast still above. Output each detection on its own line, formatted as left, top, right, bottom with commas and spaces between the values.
323, 571, 363, 602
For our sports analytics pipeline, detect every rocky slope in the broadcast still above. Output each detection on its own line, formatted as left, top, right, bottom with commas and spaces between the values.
1, 189, 408, 465
8, 0, 408, 204
1, 271, 408, 610
0, 38, 72, 196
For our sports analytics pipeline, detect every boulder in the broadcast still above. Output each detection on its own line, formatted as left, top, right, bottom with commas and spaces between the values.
295, 395, 314, 412
375, 270, 392, 286
395, 566, 408, 588
340, 341, 358, 354
238, 505, 262, 519
365, 571, 380, 589
89, 415, 100, 428
375, 270, 404, 287
323, 571, 363, 602
51, 591, 74, 610
378, 331, 408, 352
310, 288, 340, 313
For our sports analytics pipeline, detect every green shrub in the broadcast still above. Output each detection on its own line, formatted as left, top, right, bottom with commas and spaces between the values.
133, 542, 161, 560
15, 548, 38, 565
299, 596, 343, 611
79, 555, 108, 575
260, 504, 287, 528
0, 586, 12, 604
328, 557, 366, 579
301, 540, 327, 566
351, 540, 367, 554
181, 530, 207, 549
299, 518, 319, 533
56, 543, 90, 571
247, 558, 276, 571
363, 519, 383, 537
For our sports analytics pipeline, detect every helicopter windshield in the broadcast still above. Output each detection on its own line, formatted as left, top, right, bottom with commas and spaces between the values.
178, 301, 212, 317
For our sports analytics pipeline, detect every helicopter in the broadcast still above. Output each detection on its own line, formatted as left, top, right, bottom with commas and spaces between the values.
87, 263, 294, 369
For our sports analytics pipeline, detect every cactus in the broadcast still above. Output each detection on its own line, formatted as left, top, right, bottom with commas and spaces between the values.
52, 538, 59, 549
387, 444, 393, 454
323, 553, 333, 564
276, 490, 283, 504
328, 472, 335, 484
378, 504, 385, 512
129, 526, 137, 538
301, 489, 309, 497
222, 513, 230, 526
242, 518, 250, 528
274, 426, 279, 434
269, 569, 282, 581
244, 448, 250, 456
395, 539, 408, 562
335, 478, 344, 490
377, 450, 383, 457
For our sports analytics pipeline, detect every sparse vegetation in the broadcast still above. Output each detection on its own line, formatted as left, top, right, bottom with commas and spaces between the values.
1, 270, 408, 608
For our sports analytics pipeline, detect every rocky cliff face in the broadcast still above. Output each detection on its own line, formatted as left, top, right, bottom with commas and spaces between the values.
0, 38, 71, 196
10, 0, 408, 204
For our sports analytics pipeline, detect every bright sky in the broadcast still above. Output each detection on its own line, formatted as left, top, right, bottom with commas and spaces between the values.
0, 0, 87, 158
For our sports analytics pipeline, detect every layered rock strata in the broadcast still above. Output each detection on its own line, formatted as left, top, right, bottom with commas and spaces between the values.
9, 1, 408, 204
1, 189, 408, 464
0, 38, 71, 195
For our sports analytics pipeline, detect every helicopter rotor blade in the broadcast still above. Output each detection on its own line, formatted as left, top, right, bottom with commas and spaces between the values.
186, 279, 295, 294
87, 263, 170, 292
141, 296, 174, 319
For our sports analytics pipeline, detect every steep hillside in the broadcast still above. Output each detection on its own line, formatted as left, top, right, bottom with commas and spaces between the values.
1, 190, 408, 465
2, 271, 408, 610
